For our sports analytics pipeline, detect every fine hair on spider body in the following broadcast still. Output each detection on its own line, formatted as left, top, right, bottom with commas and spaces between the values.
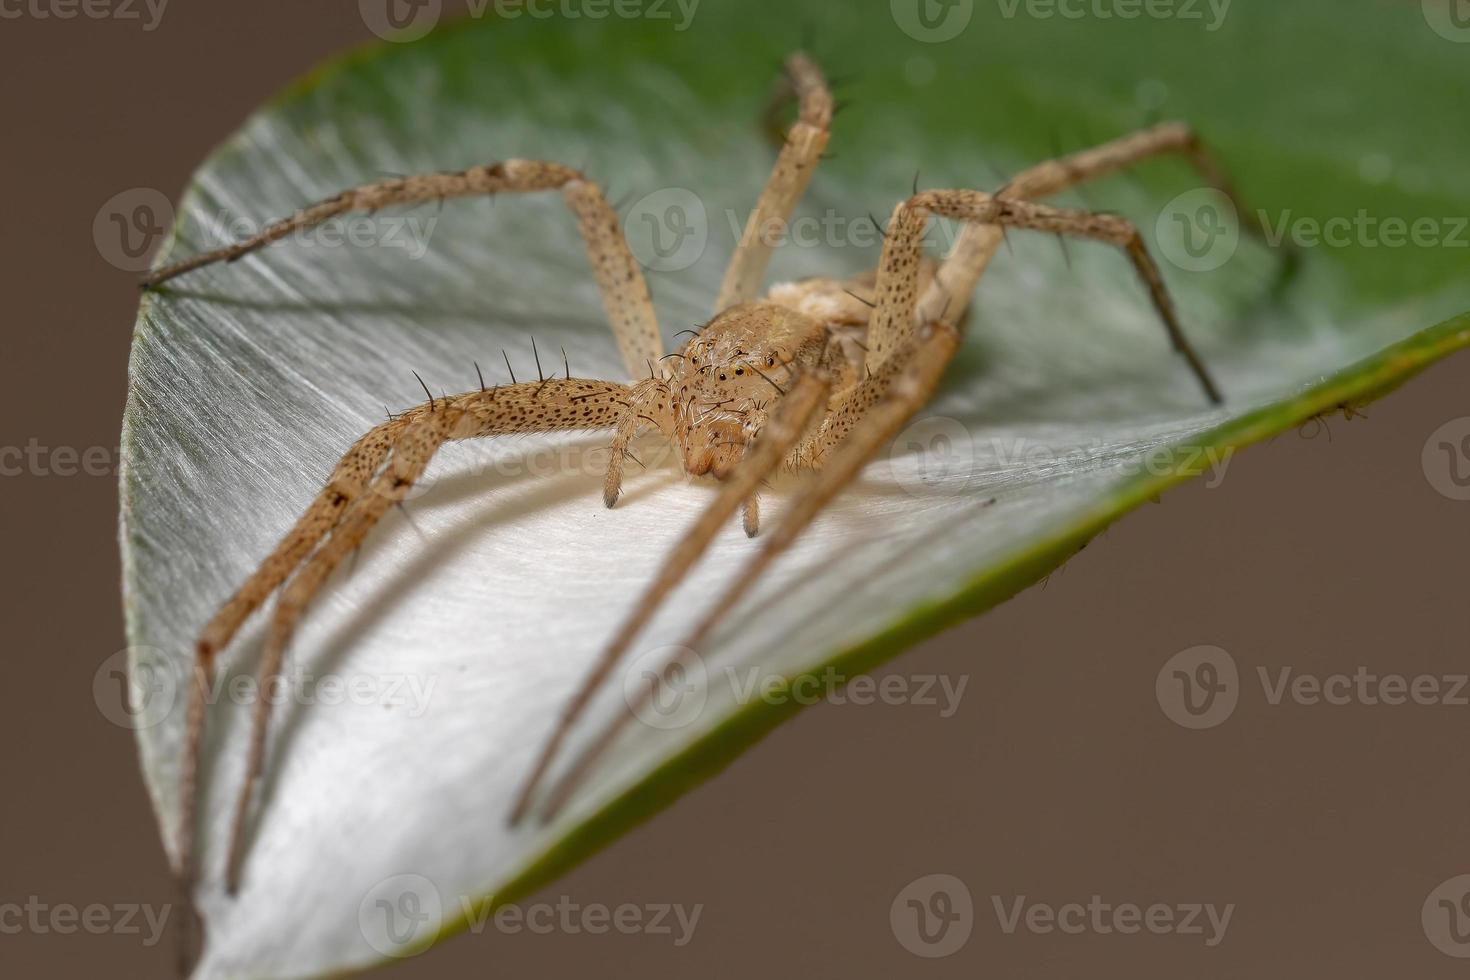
143, 49, 1286, 974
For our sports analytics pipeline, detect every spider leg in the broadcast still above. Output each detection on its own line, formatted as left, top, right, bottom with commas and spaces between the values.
871, 189, 1222, 404
142, 160, 664, 379
175, 378, 637, 960
535, 321, 962, 823
507, 369, 833, 824
224, 404, 462, 892
919, 121, 1283, 326
715, 51, 833, 311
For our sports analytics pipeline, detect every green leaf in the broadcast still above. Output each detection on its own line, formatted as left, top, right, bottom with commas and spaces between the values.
121, 4, 1470, 975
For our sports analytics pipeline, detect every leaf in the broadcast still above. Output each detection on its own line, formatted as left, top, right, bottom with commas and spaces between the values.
121, 4, 1470, 976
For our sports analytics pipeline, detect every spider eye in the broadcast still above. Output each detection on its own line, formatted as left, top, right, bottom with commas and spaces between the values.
718, 373, 727, 381
766, 356, 775, 366
735, 367, 744, 376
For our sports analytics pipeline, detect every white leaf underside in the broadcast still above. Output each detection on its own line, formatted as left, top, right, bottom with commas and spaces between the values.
120, 52, 1461, 978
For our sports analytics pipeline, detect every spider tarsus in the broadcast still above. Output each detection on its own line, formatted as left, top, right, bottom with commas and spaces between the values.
742, 497, 760, 537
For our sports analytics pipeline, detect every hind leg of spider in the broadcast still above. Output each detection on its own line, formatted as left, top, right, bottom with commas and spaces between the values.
534, 321, 964, 822
173, 378, 644, 972
222, 406, 461, 892
919, 121, 1288, 326
172, 410, 408, 971
507, 369, 833, 824
142, 159, 663, 380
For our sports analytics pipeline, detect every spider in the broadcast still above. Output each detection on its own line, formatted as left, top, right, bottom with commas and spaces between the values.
145, 49, 1272, 969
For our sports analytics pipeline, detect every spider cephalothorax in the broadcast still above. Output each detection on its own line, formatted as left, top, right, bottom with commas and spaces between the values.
663, 302, 830, 480
141, 48, 1282, 972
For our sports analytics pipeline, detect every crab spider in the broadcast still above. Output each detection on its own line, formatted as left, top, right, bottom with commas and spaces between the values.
144, 50, 1273, 971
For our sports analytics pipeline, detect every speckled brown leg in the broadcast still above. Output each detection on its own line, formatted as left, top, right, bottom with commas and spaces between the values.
143, 160, 664, 379
715, 52, 832, 311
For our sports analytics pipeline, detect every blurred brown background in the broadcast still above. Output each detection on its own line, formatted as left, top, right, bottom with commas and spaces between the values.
3, 1, 1469, 976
